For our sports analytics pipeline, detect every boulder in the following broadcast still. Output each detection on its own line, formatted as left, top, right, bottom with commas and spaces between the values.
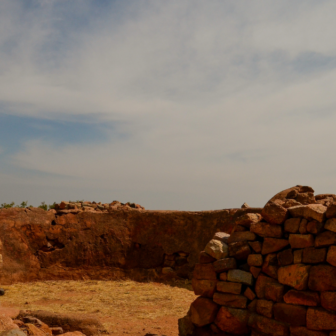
204, 239, 228, 260
191, 279, 217, 298
261, 238, 289, 255
213, 258, 237, 273
235, 213, 262, 228
308, 265, 336, 291
249, 241, 262, 253
228, 241, 251, 260
284, 218, 301, 233
326, 202, 336, 219
293, 249, 303, 264
320, 291, 336, 311
283, 290, 320, 306
193, 264, 217, 280
23, 324, 47, 336
261, 254, 278, 279
213, 232, 230, 243
289, 204, 327, 222
278, 264, 311, 290
247, 254, 263, 267
190, 297, 219, 327
289, 234, 314, 249
324, 218, 336, 232
0, 316, 19, 333
306, 307, 336, 330
264, 282, 284, 303
273, 303, 307, 326
212, 293, 247, 309
256, 300, 273, 318
227, 269, 253, 286
216, 281, 242, 294
306, 220, 324, 234
215, 306, 249, 334
199, 252, 216, 264
250, 266, 261, 279
255, 274, 278, 299
250, 222, 282, 238
248, 313, 289, 336
315, 231, 336, 247
326, 245, 336, 266
277, 249, 293, 266
244, 287, 256, 301
261, 202, 288, 225
302, 247, 326, 264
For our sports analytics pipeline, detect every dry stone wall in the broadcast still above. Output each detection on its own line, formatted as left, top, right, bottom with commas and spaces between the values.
180, 186, 336, 336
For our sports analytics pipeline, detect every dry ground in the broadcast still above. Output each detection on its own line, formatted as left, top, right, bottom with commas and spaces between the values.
1, 280, 196, 336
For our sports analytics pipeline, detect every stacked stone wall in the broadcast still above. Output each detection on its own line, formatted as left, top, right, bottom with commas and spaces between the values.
181, 186, 336, 336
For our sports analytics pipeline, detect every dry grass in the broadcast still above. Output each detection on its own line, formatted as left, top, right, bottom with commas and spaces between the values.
1, 280, 196, 333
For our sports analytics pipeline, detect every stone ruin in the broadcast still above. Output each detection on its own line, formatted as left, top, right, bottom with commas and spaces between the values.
179, 185, 336, 336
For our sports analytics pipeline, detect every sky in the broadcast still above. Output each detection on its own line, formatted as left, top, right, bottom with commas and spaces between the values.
1, 0, 336, 210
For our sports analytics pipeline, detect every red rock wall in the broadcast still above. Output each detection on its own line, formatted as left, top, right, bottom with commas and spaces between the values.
182, 186, 336, 336
0, 206, 246, 284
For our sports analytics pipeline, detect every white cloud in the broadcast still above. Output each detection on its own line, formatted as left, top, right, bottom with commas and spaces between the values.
2, 0, 336, 209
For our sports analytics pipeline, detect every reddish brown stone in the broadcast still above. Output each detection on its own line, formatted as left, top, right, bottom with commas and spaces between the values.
249, 241, 262, 253
289, 204, 326, 222
244, 287, 256, 301
228, 241, 251, 260
219, 272, 227, 281
283, 290, 319, 306
235, 213, 262, 228
326, 202, 336, 219
327, 245, 336, 266
278, 264, 311, 290
321, 291, 336, 311
199, 251, 216, 264
261, 254, 278, 279
315, 231, 336, 247
255, 274, 278, 299
273, 303, 306, 326
250, 266, 261, 279
256, 299, 273, 318
215, 306, 249, 334
248, 299, 258, 313
193, 263, 217, 280
213, 293, 247, 308
213, 258, 237, 273
293, 249, 303, 263
308, 265, 336, 291
306, 307, 336, 330
250, 222, 283, 238
302, 247, 326, 264
216, 281, 242, 294
289, 234, 314, 249
264, 282, 284, 302
190, 297, 219, 327
306, 220, 324, 234
248, 313, 289, 336
232, 224, 248, 232
227, 269, 253, 286
290, 326, 328, 336
227, 231, 256, 244
192, 279, 217, 298
261, 238, 289, 255
261, 202, 288, 225
296, 192, 316, 205
284, 218, 301, 233
299, 219, 308, 234
325, 218, 336, 232
247, 254, 263, 267
277, 249, 293, 266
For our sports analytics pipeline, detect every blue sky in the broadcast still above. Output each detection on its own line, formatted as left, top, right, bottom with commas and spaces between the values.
1, 0, 336, 209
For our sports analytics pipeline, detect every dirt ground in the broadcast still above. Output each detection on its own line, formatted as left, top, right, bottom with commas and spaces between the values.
1, 280, 196, 336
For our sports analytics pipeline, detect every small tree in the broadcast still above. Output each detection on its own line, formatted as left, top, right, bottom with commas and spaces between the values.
19, 201, 28, 208
0, 202, 15, 209
38, 202, 48, 211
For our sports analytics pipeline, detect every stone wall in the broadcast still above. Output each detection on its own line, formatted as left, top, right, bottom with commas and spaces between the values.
181, 186, 336, 336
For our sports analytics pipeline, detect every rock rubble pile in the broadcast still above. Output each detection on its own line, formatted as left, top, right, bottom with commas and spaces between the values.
180, 185, 336, 336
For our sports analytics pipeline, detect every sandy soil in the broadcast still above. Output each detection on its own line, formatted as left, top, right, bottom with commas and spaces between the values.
1, 280, 196, 336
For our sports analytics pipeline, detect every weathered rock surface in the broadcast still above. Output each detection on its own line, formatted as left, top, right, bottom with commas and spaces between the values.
190, 298, 219, 327
308, 265, 336, 291
278, 264, 311, 290
215, 306, 249, 334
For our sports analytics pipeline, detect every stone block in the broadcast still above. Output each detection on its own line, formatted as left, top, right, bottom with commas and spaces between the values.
302, 247, 326, 264
244, 287, 256, 301
193, 263, 217, 280
191, 279, 217, 298
248, 313, 289, 336
289, 234, 314, 249
326, 245, 336, 266
325, 218, 336, 232
216, 281, 242, 294
256, 299, 273, 318
293, 249, 303, 264
250, 266, 261, 279
278, 264, 311, 290
204, 239, 229, 260
219, 272, 227, 281
284, 218, 301, 233
228, 241, 251, 260
326, 202, 336, 219
215, 306, 249, 334
213, 258, 237, 273
261, 253, 278, 279
250, 222, 283, 238
227, 269, 253, 286
213, 293, 247, 308
290, 326, 328, 336
273, 303, 307, 326
299, 219, 308, 234
277, 249, 293, 266
255, 274, 278, 299
321, 291, 336, 311
227, 231, 256, 244
248, 299, 258, 313
306, 307, 336, 330
283, 290, 319, 306
190, 297, 219, 327
264, 282, 284, 303
315, 231, 336, 247
289, 204, 327, 222
235, 213, 262, 228
308, 265, 336, 291
261, 202, 288, 225
261, 238, 289, 255
213, 232, 230, 243
306, 220, 324, 234
247, 254, 263, 267
199, 251, 216, 264
249, 241, 262, 253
